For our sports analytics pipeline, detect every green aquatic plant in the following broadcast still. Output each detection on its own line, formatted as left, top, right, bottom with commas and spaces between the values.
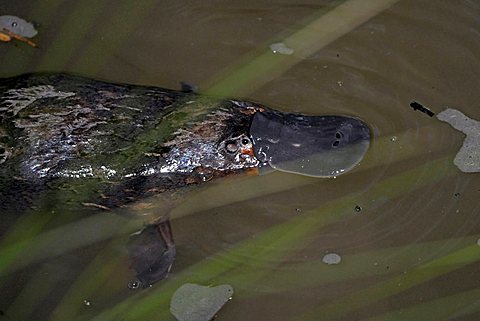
363, 287, 480, 321
295, 240, 480, 320
80, 157, 460, 321
33, 0, 110, 70
5, 1, 477, 321
206, 0, 401, 97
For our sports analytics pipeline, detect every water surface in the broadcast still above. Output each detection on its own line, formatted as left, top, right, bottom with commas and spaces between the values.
0, 1, 479, 320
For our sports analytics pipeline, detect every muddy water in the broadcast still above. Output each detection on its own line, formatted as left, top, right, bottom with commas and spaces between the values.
1, 1, 480, 320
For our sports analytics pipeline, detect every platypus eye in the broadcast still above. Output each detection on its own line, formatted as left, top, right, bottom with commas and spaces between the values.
239, 136, 252, 148
220, 135, 252, 155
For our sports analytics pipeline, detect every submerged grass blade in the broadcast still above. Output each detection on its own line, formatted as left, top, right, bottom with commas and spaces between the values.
206, 0, 400, 97
0, 211, 54, 275
4, 264, 64, 321
227, 235, 480, 296
35, 0, 110, 71
295, 243, 480, 321
0, 213, 135, 277
49, 238, 128, 321
72, 0, 159, 76
364, 287, 480, 321
86, 157, 454, 321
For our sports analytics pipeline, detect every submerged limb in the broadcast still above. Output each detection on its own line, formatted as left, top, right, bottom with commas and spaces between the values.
127, 217, 176, 287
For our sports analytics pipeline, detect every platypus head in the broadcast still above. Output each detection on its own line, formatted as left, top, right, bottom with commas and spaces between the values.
155, 99, 370, 180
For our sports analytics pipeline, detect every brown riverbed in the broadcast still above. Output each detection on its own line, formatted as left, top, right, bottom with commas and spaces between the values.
0, 1, 479, 320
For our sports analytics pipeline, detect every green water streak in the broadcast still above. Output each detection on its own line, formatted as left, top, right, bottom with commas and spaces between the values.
206, 0, 400, 97
49, 238, 128, 321
0, 211, 54, 275
228, 235, 480, 296
4, 264, 63, 321
295, 244, 480, 321
0, 213, 133, 277
73, 0, 159, 76
364, 288, 480, 321
87, 157, 454, 321
35, 0, 110, 71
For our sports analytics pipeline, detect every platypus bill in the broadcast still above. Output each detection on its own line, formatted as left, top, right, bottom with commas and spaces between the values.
0, 73, 370, 286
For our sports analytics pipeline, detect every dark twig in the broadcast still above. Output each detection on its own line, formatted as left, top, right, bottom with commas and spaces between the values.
410, 101, 434, 117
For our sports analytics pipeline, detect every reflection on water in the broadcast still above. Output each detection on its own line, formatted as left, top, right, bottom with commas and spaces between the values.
1, 0, 480, 320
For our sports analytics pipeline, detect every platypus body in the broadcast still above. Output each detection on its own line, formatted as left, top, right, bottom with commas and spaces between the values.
0, 73, 370, 286
0, 73, 258, 210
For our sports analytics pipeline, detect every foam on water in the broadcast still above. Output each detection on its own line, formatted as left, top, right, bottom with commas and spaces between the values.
437, 108, 480, 173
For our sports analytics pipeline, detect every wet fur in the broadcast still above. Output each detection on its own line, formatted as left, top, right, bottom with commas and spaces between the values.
0, 73, 259, 212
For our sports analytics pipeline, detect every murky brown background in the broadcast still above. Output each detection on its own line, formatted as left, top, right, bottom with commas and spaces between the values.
1, 0, 479, 320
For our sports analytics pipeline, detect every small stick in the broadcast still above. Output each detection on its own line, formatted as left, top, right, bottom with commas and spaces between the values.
410, 101, 434, 117
2, 28, 37, 48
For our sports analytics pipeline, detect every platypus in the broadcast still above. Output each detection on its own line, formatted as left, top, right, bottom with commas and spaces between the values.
0, 73, 370, 286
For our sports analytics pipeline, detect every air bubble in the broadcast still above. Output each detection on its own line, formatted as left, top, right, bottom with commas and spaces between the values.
322, 253, 341, 265
269, 42, 294, 55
